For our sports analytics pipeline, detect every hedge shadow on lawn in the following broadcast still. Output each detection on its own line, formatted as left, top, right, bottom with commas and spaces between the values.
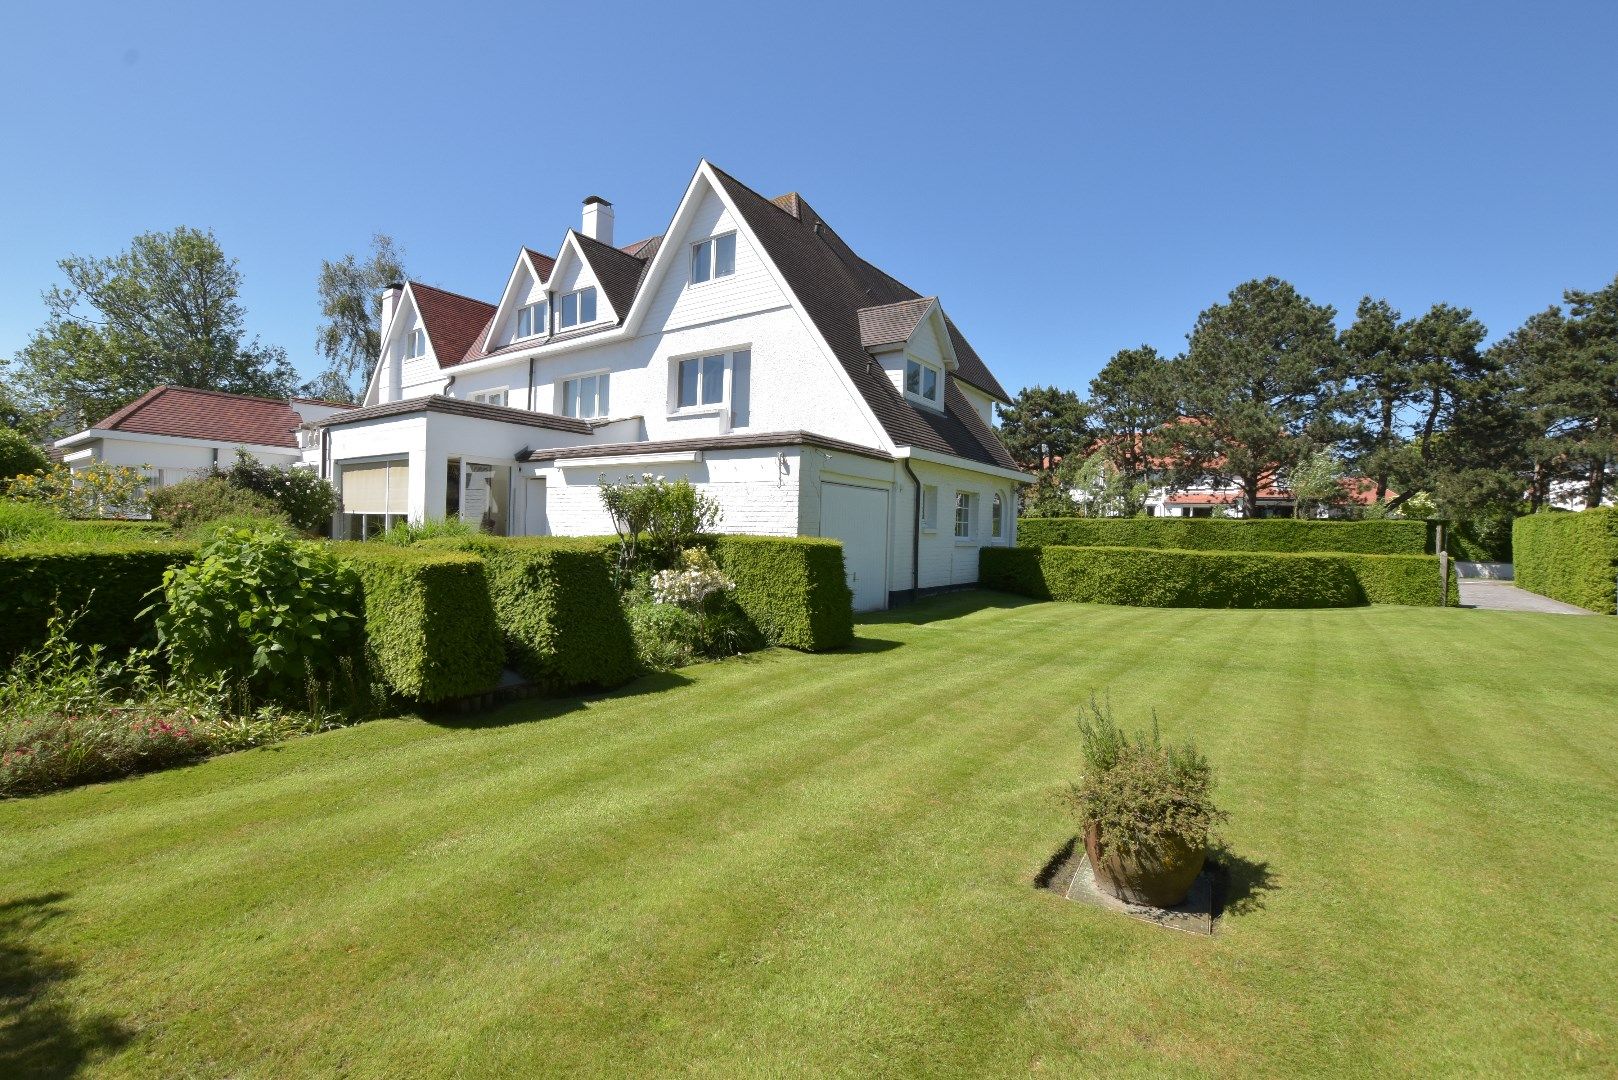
859, 590, 1040, 627
426, 670, 696, 730
0, 892, 131, 1079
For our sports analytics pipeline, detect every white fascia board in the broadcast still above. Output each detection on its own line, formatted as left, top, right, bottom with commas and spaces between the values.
917, 301, 959, 370
552, 450, 703, 470
56, 429, 297, 456
895, 445, 1033, 484
481, 250, 542, 353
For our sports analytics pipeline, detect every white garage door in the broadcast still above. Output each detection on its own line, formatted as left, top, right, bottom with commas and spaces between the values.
820, 482, 890, 612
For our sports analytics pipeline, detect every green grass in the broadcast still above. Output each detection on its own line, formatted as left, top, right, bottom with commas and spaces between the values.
3, 593, 1616, 1076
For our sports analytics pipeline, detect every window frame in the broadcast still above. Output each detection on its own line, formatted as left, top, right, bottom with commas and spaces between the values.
953, 491, 975, 541
467, 387, 510, 408
516, 299, 548, 339
670, 349, 739, 414
560, 370, 611, 420
406, 327, 427, 359
920, 484, 939, 533
690, 231, 738, 286
557, 286, 599, 330
904, 357, 942, 406
991, 491, 1004, 540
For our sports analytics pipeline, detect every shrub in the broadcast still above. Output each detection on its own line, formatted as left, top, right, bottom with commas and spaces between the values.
0, 500, 69, 544
222, 450, 339, 534
1016, 517, 1430, 555
338, 544, 505, 702
711, 535, 853, 651
1513, 509, 1618, 614
420, 535, 637, 692
149, 475, 287, 533
378, 516, 478, 546
156, 528, 364, 703
0, 541, 198, 663
981, 545, 1455, 608
180, 512, 296, 545
1448, 516, 1514, 563
626, 601, 706, 670
600, 474, 722, 579
0, 501, 174, 545
1066, 697, 1225, 862
0, 429, 48, 482
4, 460, 151, 519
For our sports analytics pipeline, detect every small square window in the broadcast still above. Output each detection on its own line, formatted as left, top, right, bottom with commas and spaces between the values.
905, 358, 940, 403
692, 232, 737, 284
559, 287, 597, 330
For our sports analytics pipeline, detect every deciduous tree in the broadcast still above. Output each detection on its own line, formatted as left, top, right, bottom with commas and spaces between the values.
308, 234, 406, 403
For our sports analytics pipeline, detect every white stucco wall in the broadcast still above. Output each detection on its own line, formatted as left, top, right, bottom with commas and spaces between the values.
66, 434, 301, 487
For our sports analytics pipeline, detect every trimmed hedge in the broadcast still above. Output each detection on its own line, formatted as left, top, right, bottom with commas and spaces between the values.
981, 545, 1455, 608
0, 541, 199, 662
336, 544, 505, 703
1017, 517, 1430, 555
1513, 509, 1618, 614
712, 535, 854, 651
422, 535, 637, 692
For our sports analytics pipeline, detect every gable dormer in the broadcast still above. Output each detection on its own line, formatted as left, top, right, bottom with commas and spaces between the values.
857, 297, 958, 412
482, 248, 556, 352
542, 231, 618, 334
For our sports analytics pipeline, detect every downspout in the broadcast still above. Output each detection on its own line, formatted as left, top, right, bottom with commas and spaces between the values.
902, 455, 922, 605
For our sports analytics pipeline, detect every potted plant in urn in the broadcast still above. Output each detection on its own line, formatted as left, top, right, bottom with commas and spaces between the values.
1068, 698, 1225, 908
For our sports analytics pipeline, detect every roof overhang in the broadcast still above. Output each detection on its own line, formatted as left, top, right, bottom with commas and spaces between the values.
53, 428, 298, 455
894, 445, 1033, 484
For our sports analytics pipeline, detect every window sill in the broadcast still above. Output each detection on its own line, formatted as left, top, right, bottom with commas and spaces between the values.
667, 406, 726, 419
686, 274, 735, 290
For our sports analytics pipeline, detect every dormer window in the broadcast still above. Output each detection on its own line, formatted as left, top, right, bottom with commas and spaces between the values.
559, 287, 597, 329
406, 328, 427, 359
691, 232, 736, 284
517, 300, 548, 338
905, 358, 940, 404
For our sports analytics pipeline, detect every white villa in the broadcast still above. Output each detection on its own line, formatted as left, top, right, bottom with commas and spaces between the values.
307, 161, 1028, 610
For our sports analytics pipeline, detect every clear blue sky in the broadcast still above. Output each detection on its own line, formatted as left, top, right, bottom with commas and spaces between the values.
3, 1, 1615, 397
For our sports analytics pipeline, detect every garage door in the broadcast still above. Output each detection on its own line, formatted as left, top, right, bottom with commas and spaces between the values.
820, 482, 890, 612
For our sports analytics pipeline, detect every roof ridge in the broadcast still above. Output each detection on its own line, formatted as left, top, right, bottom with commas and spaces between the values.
408, 279, 496, 310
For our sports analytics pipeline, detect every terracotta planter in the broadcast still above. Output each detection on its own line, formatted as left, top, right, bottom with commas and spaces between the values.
1084, 823, 1205, 908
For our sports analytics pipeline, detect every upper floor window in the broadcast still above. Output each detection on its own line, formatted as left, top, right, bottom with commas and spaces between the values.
954, 491, 974, 539
691, 232, 736, 284
562, 372, 610, 419
991, 492, 1004, 539
905, 358, 940, 404
517, 300, 547, 339
675, 352, 729, 410
406, 328, 427, 359
558, 287, 597, 330
468, 388, 509, 407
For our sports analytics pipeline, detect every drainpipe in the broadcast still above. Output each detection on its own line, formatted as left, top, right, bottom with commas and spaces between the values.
901, 456, 922, 605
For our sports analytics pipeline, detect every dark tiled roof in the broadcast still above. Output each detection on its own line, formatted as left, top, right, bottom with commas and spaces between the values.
520, 430, 891, 464
707, 165, 1017, 470
571, 230, 652, 322
311, 394, 593, 434
858, 297, 937, 351
523, 249, 555, 282
410, 282, 497, 371
91, 386, 312, 448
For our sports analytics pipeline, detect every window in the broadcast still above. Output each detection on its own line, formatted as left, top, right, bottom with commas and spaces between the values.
954, 491, 974, 539
516, 300, 547, 338
905, 358, 939, 404
991, 492, 1004, 539
675, 352, 729, 410
341, 459, 409, 539
468, 388, 509, 407
558, 287, 597, 329
691, 232, 736, 284
562, 372, 610, 419
920, 485, 939, 531
406, 328, 427, 359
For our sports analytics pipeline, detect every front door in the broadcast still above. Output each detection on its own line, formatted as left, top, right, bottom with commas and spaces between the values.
524, 477, 548, 536
820, 481, 890, 612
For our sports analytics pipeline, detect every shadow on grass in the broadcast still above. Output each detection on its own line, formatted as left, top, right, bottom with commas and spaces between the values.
1210, 843, 1277, 918
429, 670, 695, 730
861, 589, 1038, 628
0, 893, 129, 1078
843, 635, 903, 654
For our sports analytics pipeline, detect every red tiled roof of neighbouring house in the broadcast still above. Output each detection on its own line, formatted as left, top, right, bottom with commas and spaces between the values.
409, 281, 499, 371
90, 386, 350, 448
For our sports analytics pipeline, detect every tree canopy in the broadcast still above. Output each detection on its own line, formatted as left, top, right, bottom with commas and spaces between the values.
307, 234, 406, 403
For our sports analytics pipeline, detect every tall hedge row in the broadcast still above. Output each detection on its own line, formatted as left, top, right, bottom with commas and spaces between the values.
1017, 517, 1430, 555
711, 535, 854, 651
423, 535, 638, 691
1513, 509, 1618, 614
0, 542, 199, 662
981, 545, 1454, 608
336, 544, 505, 703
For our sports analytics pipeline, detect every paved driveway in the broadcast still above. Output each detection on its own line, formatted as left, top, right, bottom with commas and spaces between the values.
1459, 580, 1594, 615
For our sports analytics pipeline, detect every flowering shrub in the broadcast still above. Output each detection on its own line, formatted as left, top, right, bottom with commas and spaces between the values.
149, 476, 287, 532
4, 461, 152, 519
650, 547, 734, 607
222, 450, 339, 534
599, 473, 722, 581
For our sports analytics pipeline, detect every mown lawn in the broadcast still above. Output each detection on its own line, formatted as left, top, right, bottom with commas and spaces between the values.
2, 593, 1616, 1077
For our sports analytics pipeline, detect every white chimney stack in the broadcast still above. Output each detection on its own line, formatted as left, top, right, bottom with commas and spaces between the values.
582, 195, 614, 245
378, 281, 404, 340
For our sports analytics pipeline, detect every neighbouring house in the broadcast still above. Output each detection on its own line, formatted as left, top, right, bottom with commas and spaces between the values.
55, 385, 355, 487
304, 160, 1028, 610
